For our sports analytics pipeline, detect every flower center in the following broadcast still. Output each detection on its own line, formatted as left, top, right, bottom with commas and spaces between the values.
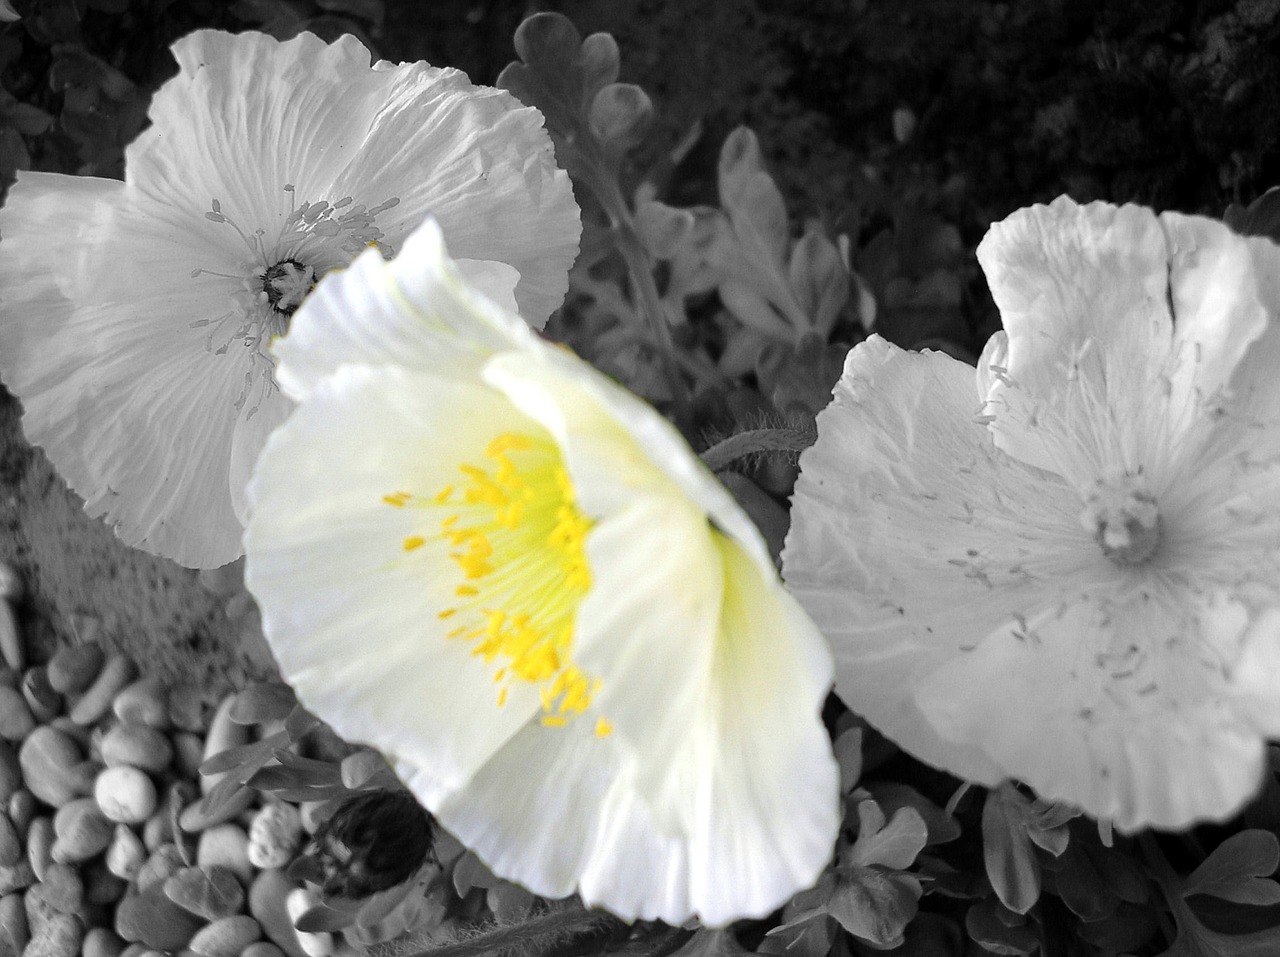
258, 258, 315, 315
384, 432, 611, 737
1079, 473, 1161, 566
191, 186, 401, 419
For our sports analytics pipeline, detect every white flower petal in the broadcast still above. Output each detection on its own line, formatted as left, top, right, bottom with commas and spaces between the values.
248, 224, 838, 926
783, 336, 1095, 784
273, 220, 530, 402
916, 589, 1267, 831
245, 364, 544, 798
1, 30, 579, 568
975, 198, 1176, 480
0, 172, 256, 567
326, 70, 579, 326
131, 31, 395, 230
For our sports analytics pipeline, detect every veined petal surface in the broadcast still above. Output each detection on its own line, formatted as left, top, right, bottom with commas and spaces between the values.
785, 196, 1280, 832
0, 29, 579, 568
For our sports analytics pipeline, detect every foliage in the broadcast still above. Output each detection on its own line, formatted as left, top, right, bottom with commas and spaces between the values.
6, 3, 1280, 956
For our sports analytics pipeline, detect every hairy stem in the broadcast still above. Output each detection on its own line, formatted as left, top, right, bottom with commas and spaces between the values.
404, 909, 625, 957
700, 425, 817, 473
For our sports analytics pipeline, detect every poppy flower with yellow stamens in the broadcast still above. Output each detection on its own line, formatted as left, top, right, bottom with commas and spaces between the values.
244, 218, 840, 926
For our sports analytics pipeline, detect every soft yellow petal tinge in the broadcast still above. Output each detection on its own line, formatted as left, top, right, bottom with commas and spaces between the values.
246, 217, 838, 926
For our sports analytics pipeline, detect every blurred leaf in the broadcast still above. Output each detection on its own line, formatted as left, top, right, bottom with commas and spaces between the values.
296, 902, 354, 933
1224, 187, 1280, 244
833, 726, 863, 794
487, 881, 536, 923
981, 787, 1044, 915
635, 199, 695, 260
230, 681, 297, 725
670, 929, 752, 957
965, 898, 1039, 956
849, 801, 927, 871
828, 867, 921, 949
1182, 831, 1280, 907
788, 227, 850, 338
863, 782, 961, 845
589, 83, 653, 152
498, 13, 618, 147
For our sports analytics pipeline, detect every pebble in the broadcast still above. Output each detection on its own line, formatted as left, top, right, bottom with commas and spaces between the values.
0, 892, 26, 957
110, 681, 169, 732
114, 888, 203, 951
195, 827, 252, 887
26, 818, 53, 881
81, 860, 126, 907
133, 846, 185, 896
82, 927, 125, 957
46, 645, 104, 698
0, 565, 21, 604
188, 915, 261, 957
0, 746, 20, 808
163, 868, 243, 923
105, 827, 146, 883
0, 688, 34, 742
241, 943, 285, 957
98, 728, 171, 776
39, 862, 85, 915
247, 872, 305, 957
170, 735, 203, 780
6, 792, 33, 841
165, 688, 205, 735
0, 860, 33, 895
0, 816, 18, 868
179, 788, 254, 834
70, 657, 137, 727
51, 800, 113, 864
93, 769, 156, 826
198, 698, 248, 797
0, 605, 21, 674
24, 912, 82, 957
21, 670, 61, 725
284, 889, 332, 957
19, 728, 82, 808
246, 806, 301, 871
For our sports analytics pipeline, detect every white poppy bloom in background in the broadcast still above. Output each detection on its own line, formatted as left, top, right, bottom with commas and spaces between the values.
243, 218, 840, 926
0, 29, 580, 568
783, 196, 1280, 833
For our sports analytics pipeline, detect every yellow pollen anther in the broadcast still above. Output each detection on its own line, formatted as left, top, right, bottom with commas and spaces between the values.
382, 491, 411, 507
403, 536, 426, 552
415, 430, 608, 733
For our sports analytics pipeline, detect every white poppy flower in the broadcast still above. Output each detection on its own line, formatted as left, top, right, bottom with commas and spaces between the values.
783, 196, 1280, 832
244, 218, 839, 926
0, 29, 579, 568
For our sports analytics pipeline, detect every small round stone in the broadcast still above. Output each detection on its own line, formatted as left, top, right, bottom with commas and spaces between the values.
94, 767, 157, 825
82, 927, 126, 957
189, 915, 261, 957
46, 645, 104, 697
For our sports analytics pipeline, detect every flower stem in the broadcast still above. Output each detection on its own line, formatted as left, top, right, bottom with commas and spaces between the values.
700, 426, 817, 473
580, 161, 694, 433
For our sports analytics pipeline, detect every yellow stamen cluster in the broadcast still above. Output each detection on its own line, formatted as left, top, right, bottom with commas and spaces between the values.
385, 432, 610, 735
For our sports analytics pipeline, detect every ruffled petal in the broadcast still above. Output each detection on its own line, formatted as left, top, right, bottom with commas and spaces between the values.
273, 220, 531, 402
783, 336, 1097, 784
325, 69, 579, 326
975, 198, 1176, 482
129, 31, 397, 235
0, 172, 255, 567
916, 587, 1267, 831
245, 364, 544, 800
